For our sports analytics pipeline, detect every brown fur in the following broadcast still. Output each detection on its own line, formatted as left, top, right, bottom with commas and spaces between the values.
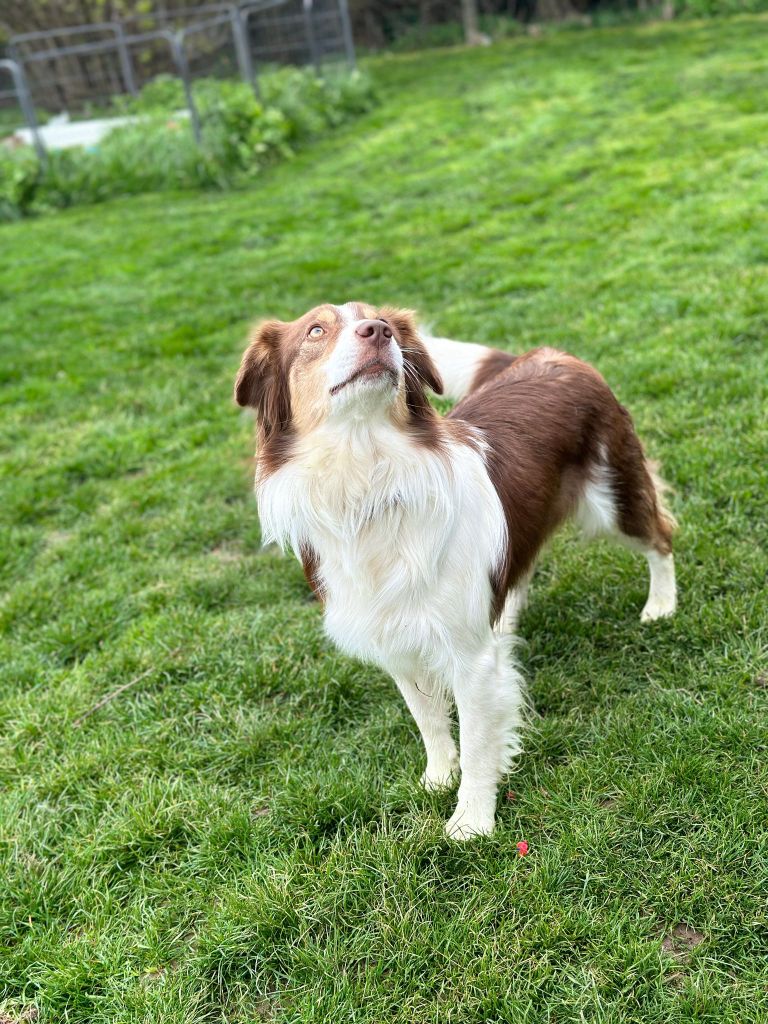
235, 310, 674, 627
299, 544, 324, 600
379, 306, 444, 450
469, 348, 519, 394
448, 347, 675, 621
234, 303, 446, 468
234, 318, 301, 475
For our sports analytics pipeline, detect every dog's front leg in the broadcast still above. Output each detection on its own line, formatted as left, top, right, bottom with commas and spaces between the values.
446, 636, 525, 840
395, 673, 458, 791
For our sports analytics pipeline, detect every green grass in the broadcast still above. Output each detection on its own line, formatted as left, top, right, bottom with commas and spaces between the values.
1, 15, 767, 1023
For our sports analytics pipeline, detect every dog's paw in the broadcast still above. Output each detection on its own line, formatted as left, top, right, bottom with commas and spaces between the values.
421, 762, 458, 793
420, 747, 458, 792
444, 804, 495, 841
640, 596, 676, 622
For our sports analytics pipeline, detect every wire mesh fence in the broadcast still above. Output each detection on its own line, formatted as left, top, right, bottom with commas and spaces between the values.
1, 0, 356, 154
9, 25, 136, 113
244, 0, 351, 70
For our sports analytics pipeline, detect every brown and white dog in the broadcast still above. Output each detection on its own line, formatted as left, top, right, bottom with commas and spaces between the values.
235, 302, 677, 839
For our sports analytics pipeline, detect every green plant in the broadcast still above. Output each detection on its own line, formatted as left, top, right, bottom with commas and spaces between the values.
122, 72, 187, 113
0, 68, 377, 220
0, 145, 40, 218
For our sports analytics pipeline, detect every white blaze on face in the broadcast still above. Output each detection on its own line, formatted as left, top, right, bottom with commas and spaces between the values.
325, 303, 403, 403
338, 302, 360, 325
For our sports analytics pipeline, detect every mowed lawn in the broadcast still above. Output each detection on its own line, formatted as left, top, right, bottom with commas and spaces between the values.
1, 16, 767, 1023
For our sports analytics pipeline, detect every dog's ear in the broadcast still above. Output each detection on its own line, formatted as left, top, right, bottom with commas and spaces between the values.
234, 320, 291, 440
381, 307, 444, 395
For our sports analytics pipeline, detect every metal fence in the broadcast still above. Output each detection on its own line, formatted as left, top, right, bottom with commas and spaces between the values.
0, 59, 47, 161
1, 0, 355, 155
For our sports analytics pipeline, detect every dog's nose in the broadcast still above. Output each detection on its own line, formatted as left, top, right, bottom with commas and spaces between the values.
355, 319, 393, 348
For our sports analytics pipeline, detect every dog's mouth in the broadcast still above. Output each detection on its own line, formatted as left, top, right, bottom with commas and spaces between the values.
329, 358, 398, 396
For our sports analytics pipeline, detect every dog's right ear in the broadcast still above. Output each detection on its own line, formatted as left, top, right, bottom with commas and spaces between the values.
234, 320, 291, 440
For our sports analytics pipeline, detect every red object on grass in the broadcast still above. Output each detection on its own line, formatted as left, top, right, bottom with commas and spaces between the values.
506, 790, 516, 802
516, 840, 529, 856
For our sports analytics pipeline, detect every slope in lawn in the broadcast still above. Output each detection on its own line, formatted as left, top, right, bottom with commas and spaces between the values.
0, 16, 766, 1024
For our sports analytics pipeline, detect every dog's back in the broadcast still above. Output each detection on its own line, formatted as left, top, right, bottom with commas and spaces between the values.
446, 346, 676, 625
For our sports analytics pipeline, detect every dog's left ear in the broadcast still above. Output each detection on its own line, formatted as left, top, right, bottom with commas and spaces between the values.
234, 319, 291, 441
381, 307, 444, 396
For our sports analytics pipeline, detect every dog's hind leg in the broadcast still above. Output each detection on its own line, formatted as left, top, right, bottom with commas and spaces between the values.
576, 445, 677, 622
395, 674, 458, 792
614, 457, 677, 622
640, 545, 677, 622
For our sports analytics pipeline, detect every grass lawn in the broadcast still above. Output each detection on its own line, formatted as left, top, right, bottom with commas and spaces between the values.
1, 15, 767, 1023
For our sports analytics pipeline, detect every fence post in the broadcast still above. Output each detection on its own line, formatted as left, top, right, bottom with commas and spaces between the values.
239, 7, 261, 99
166, 30, 202, 145
337, 0, 356, 70
111, 22, 138, 96
302, 0, 321, 75
228, 5, 259, 98
0, 58, 46, 164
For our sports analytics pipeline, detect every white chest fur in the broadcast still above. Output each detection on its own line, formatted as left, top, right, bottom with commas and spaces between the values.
257, 417, 506, 679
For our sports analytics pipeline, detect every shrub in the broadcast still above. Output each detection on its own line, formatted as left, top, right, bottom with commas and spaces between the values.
0, 146, 40, 219
0, 68, 377, 220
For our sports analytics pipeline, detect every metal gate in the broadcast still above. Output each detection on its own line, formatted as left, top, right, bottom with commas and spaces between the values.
1, 0, 356, 156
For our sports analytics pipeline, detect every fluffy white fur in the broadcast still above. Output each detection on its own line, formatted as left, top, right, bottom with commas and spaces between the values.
419, 334, 489, 400
258, 333, 526, 838
253, 312, 676, 838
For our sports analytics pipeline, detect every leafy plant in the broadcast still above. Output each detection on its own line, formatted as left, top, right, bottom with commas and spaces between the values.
0, 146, 40, 219
0, 68, 377, 220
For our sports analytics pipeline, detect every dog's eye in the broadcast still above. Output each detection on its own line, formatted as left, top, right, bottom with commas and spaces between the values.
308, 325, 325, 339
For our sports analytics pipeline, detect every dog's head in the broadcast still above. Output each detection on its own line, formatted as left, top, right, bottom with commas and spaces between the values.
234, 302, 443, 449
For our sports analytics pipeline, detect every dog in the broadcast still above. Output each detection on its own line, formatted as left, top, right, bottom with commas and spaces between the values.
234, 302, 677, 839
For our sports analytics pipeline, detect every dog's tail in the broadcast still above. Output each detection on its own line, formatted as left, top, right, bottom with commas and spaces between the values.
419, 333, 518, 401
646, 458, 679, 538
